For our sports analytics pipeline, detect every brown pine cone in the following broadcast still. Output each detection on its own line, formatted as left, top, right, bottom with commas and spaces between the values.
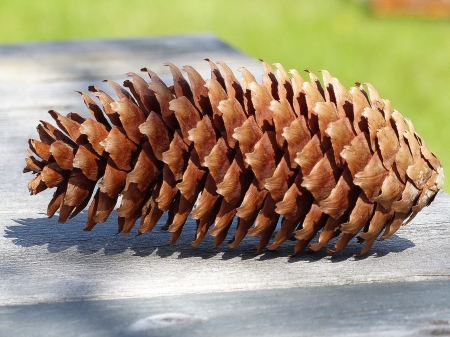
23, 60, 444, 256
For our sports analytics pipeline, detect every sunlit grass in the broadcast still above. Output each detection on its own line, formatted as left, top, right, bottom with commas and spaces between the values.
1, 0, 450, 190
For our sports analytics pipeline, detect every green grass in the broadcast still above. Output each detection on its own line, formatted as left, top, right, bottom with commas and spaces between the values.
2, 0, 450, 190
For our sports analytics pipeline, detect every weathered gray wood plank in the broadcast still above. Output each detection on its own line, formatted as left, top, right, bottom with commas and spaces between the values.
0, 35, 449, 318
1, 192, 449, 306
1, 280, 450, 337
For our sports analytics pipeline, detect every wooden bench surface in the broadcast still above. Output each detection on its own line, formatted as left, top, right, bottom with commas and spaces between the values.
0, 35, 449, 336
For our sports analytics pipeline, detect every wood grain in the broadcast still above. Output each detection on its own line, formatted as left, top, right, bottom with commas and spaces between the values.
1, 280, 450, 337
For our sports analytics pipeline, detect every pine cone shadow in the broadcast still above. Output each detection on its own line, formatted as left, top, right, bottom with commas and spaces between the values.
7, 213, 157, 256
5, 213, 289, 260
6, 212, 415, 261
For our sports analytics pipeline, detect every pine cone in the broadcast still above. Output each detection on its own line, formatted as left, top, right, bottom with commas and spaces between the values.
23, 60, 444, 256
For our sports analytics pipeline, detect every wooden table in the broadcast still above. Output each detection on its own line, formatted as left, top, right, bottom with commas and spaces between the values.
0, 35, 449, 336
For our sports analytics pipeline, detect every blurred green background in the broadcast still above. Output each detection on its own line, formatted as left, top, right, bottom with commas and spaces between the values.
1, 0, 449, 191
